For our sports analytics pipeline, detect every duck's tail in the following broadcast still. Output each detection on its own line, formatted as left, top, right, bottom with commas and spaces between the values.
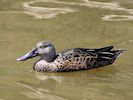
94, 46, 124, 68
114, 49, 125, 56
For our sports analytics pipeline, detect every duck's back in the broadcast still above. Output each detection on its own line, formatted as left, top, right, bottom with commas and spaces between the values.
54, 46, 124, 72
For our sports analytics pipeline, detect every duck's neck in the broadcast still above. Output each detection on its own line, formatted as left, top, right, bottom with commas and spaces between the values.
40, 50, 56, 63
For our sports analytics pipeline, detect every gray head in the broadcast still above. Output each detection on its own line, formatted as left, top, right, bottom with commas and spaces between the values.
17, 41, 56, 62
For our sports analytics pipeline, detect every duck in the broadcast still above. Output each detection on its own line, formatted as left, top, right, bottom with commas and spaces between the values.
17, 41, 124, 72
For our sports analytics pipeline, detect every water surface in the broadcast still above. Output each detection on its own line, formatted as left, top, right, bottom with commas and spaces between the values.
0, 0, 133, 100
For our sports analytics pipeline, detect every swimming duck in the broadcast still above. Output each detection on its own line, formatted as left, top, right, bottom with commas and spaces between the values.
17, 41, 124, 72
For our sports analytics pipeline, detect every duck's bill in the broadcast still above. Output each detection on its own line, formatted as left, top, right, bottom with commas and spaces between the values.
16, 48, 38, 61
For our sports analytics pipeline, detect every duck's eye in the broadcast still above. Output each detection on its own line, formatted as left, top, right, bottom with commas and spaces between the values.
39, 45, 47, 48
39, 46, 43, 48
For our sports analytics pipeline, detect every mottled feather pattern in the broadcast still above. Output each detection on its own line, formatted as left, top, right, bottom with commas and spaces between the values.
49, 48, 98, 72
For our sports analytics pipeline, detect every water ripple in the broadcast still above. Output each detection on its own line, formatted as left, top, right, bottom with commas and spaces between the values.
21, 0, 133, 21
17, 82, 68, 100
0, 0, 132, 21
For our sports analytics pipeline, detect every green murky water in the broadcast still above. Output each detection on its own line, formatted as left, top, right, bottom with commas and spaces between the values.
0, 0, 133, 100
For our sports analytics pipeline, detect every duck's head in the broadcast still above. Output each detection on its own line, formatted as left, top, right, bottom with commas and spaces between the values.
17, 41, 56, 62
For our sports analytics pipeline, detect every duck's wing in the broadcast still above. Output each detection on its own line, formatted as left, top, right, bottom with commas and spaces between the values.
55, 48, 98, 71
57, 46, 114, 62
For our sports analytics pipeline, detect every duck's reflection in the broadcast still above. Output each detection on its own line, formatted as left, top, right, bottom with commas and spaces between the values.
17, 67, 118, 100
34, 66, 118, 86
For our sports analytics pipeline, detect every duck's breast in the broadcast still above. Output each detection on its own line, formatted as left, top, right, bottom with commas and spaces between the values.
34, 60, 58, 72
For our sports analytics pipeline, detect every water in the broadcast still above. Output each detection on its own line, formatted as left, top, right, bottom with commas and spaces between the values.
0, 0, 133, 100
